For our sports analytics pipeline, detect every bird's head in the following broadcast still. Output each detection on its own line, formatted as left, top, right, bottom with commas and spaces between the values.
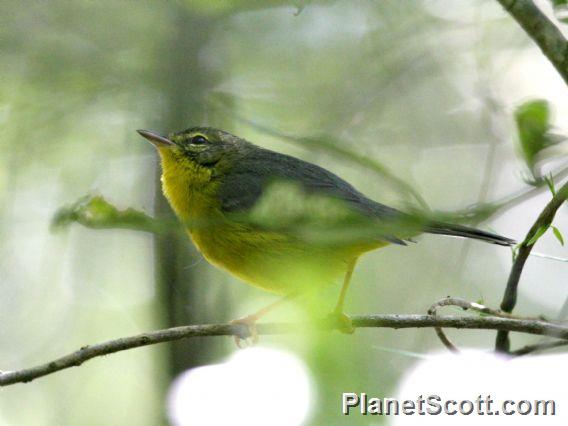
137, 127, 251, 192
137, 127, 249, 217
137, 127, 244, 171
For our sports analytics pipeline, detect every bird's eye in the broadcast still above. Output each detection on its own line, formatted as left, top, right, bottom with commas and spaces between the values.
191, 135, 208, 145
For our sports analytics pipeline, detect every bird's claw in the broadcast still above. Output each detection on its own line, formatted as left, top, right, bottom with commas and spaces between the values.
230, 316, 259, 348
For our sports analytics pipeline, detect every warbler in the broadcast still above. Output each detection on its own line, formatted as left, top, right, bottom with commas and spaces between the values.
137, 127, 513, 342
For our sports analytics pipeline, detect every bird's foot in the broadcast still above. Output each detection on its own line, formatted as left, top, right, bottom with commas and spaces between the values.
229, 315, 259, 348
327, 311, 355, 334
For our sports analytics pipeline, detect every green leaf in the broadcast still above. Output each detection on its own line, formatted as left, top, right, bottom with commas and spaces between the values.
552, 226, 565, 246
526, 225, 550, 246
51, 195, 175, 234
515, 100, 553, 178
544, 173, 557, 195
551, 0, 568, 23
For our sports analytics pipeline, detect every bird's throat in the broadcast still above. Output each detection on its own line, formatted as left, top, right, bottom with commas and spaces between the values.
158, 148, 219, 223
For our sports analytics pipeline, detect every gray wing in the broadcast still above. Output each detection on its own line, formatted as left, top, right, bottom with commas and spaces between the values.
217, 147, 407, 245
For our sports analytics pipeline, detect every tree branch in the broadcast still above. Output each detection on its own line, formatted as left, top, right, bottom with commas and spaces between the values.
496, 181, 568, 352
2, 313, 567, 387
496, 0, 568, 86
428, 297, 525, 353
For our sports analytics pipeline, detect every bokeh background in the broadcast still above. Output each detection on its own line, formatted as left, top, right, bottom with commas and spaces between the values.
1, 0, 567, 424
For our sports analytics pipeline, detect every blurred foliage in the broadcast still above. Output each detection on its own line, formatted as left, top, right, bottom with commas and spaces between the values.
52, 195, 177, 234
209, 93, 429, 208
515, 99, 566, 182
551, 0, 568, 23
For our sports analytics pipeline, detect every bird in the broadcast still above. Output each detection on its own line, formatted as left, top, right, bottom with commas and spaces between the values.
137, 127, 514, 344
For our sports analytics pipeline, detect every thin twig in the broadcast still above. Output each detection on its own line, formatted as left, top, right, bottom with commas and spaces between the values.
451, 165, 568, 224
517, 277, 568, 355
496, 0, 568, 86
496, 182, 568, 352
530, 251, 568, 262
427, 298, 465, 353
511, 339, 568, 356
2, 313, 567, 387
490, 166, 568, 218
427, 297, 523, 353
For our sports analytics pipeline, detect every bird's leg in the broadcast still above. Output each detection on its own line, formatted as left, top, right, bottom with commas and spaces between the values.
330, 258, 357, 334
230, 294, 296, 347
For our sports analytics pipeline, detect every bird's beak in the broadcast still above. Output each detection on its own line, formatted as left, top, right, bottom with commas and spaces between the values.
136, 129, 175, 147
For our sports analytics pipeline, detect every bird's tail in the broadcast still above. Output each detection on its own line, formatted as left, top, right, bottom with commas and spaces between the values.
423, 221, 515, 246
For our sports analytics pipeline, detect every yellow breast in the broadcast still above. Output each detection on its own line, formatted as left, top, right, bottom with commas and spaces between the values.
158, 147, 377, 295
